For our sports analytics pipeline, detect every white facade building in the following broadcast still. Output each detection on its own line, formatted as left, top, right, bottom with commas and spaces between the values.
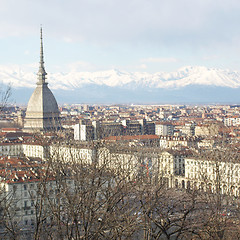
155, 123, 174, 136
159, 136, 198, 149
224, 117, 240, 127
0, 143, 23, 156
74, 124, 87, 141
22, 143, 49, 159
50, 144, 95, 165
181, 158, 240, 196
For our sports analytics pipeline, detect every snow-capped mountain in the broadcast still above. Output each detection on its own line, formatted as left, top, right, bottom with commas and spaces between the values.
1, 65, 240, 104
1, 65, 240, 90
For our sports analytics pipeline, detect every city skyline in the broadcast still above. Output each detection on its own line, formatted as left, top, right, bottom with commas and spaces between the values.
1, 1, 240, 236
0, 0, 240, 74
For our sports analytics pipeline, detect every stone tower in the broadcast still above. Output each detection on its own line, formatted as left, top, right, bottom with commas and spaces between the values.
24, 28, 61, 132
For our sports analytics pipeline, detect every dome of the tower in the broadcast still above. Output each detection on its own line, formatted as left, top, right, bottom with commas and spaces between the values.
26, 83, 59, 114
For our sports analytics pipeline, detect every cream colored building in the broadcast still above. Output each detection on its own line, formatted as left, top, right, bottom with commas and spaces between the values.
159, 136, 199, 149
181, 158, 240, 196
224, 117, 240, 127
0, 142, 49, 160
97, 146, 139, 179
97, 145, 189, 187
194, 125, 211, 136
197, 139, 215, 149
50, 143, 95, 165
0, 140, 94, 164
194, 124, 219, 136
22, 143, 49, 159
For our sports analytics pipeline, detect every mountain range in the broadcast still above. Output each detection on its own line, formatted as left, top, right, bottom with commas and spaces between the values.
1, 65, 240, 104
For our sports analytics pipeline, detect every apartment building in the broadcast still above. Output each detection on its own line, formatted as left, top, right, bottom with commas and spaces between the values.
177, 157, 240, 196
224, 117, 240, 127
0, 142, 23, 156
50, 143, 95, 165
155, 122, 174, 136
0, 156, 74, 236
159, 136, 199, 149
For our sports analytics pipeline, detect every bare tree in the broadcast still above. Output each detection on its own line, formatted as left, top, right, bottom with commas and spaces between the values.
0, 84, 11, 111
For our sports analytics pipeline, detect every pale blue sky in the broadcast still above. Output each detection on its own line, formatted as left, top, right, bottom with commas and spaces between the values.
1, 0, 240, 73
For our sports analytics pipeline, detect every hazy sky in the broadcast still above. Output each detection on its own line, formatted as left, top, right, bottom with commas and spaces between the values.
1, 0, 240, 73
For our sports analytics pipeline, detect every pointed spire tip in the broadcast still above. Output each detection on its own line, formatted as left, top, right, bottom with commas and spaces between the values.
37, 26, 47, 84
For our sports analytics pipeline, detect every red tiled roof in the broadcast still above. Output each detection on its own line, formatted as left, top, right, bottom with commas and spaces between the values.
1, 128, 22, 133
0, 157, 53, 183
0, 142, 22, 146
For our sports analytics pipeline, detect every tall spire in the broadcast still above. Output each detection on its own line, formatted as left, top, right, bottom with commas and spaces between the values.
37, 26, 47, 84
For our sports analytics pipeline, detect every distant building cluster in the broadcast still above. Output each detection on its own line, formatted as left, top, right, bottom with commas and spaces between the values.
74, 119, 155, 141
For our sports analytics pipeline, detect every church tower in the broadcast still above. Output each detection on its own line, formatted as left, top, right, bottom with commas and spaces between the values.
24, 28, 61, 132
